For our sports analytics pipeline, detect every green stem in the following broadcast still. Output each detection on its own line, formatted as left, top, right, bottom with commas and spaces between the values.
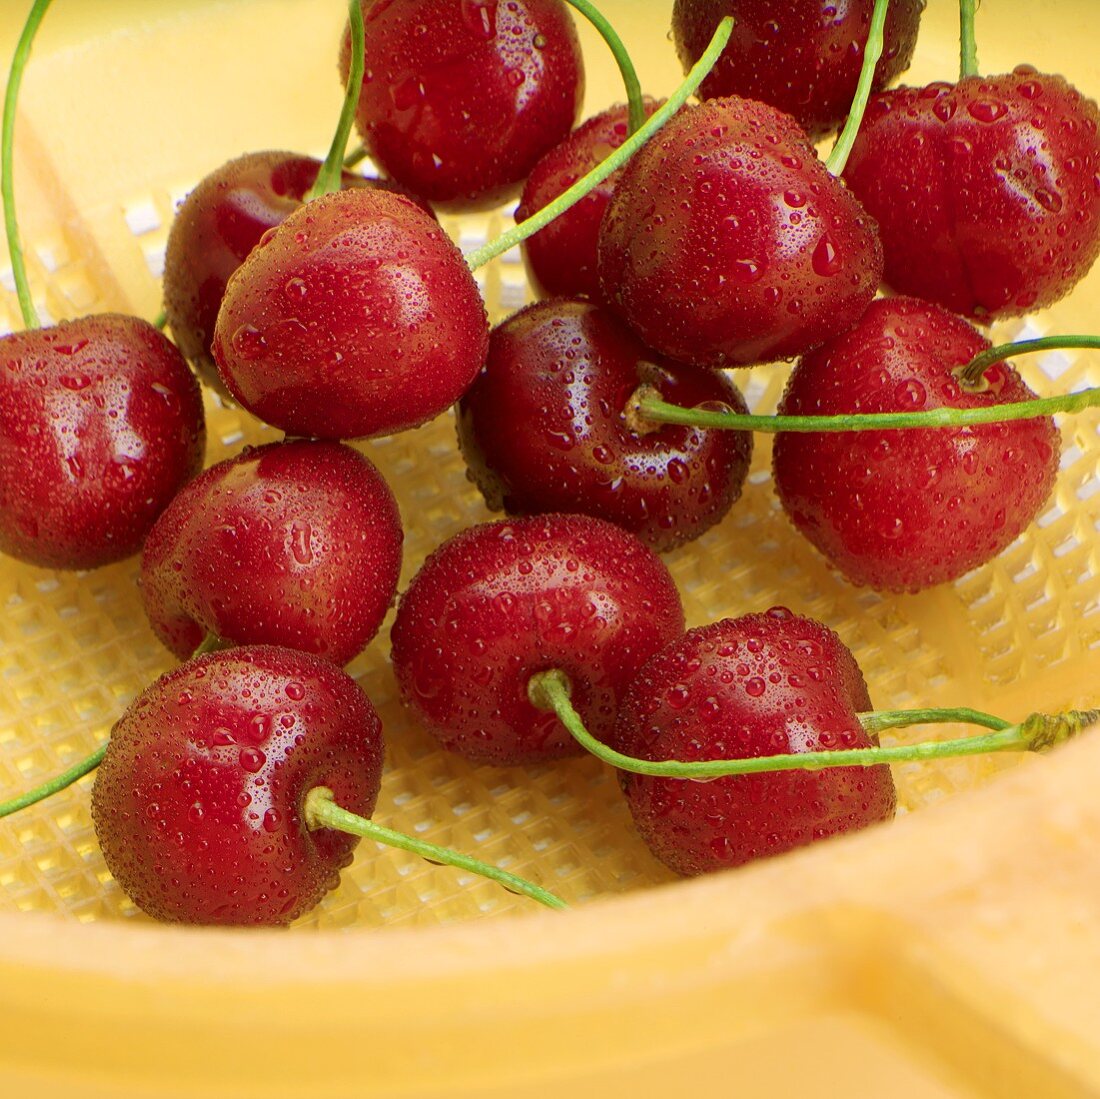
564, 0, 644, 135
859, 707, 1011, 736
466, 15, 734, 271
306, 0, 364, 202
959, 0, 979, 78
960, 335, 1100, 389
304, 787, 567, 910
529, 669, 1096, 779
2, 0, 53, 330
152, 308, 167, 331
343, 144, 368, 169
826, 0, 889, 175
0, 742, 106, 818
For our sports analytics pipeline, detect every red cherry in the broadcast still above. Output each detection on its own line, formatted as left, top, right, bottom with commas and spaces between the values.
0, 315, 205, 570
456, 299, 753, 551
390, 514, 684, 766
671, 0, 924, 139
517, 99, 661, 302
338, 0, 584, 211
212, 187, 488, 440
612, 608, 896, 876
90, 646, 384, 926
843, 68, 1100, 319
163, 151, 431, 396
772, 297, 1060, 592
141, 440, 403, 665
598, 97, 883, 368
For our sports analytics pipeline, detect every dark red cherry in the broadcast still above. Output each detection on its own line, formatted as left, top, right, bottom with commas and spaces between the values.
671, 0, 925, 139
612, 608, 896, 876
390, 514, 684, 766
772, 297, 1060, 592
338, 0, 584, 211
517, 99, 661, 302
456, 299, 752, 551
212, 187, 488, 440
843, 68, 1100, 318
90, 646, 384, 926
141, 440, 403, 665
598, 97, 883, 369
163, 151, 430, 396
0, 315, 205, 570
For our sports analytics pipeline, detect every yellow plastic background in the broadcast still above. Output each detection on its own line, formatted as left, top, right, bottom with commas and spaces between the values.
0, 0, 1098, 1094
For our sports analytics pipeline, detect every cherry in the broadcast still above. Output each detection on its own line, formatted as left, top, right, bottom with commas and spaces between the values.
771, 297, 1060, 592
597, 96, 883, 369
608, 608, 896, 876
842, 68, 1100, 319
90, 645, 385, 925
390, 513, 684, 766
162, 151, 431, 396
141, 439, 403, 665
517, 98, 661, 302
671, 0, 924, 140
456, 299, 752, 551
211, 187, 488, 440
0, 315, 206, 570
338, 0, 584, 211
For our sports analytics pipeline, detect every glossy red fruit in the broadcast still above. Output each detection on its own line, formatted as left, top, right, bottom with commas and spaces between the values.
517, 99, 660, 301
141, 440, 403, 665
843, 68, 1100, 319
212, 188, 488, 440
90, 646, 385, 926
598, 97, 883, 369
0, 315, 205, 570
456, 299, 752, 551
163, 150, 431, 396
671, 0, 925, 139
772, 297, 1060, 592
612, 608, 896, 876
338, 0, 584, 211
390, 514, 684, 765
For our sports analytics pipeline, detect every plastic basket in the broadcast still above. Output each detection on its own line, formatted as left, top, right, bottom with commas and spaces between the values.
0, 1, 1098, 1095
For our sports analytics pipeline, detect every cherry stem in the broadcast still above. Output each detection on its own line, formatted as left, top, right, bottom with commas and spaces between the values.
465, 15, 735, 272
2, 0, 52, 330
563, 0, 644, 135
825, 0, 889, 176
959, 0, 979, 79
152, 309, 167, 331
343, 144, 368, 169
958, 334, 1100, 388
306, 0, 364, 202
303, 787, 567, 910
529, 669, 1098, 779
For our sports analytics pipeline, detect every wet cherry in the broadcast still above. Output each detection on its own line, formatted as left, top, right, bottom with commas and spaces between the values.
0, 315, 205, 570
338, 0, 584, 211
456, 299, 752, 551
598, 96, 883, 369
163, 150, 431, 396
90, 646, 385, 926
843, 68, 1100, 319
772, 297, 1060, 592
612, 608, 896, 876
212, 187, 488, 440
390, 514, 684, 766
671, 0, 925, 139
141, 439, 403, 665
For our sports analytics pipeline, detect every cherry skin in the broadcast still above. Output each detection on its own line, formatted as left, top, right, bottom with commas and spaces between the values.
90, 646, 384, 926
598, 97, 883, 369
163, 150, 431, 396
0, 315, 205, 570
338, 0, 584, 211
772, 297, 1060, 592
141, 439, 403, 665
390, 514, 685, 766
456, 299, 753, 552
517, 99, 661, 302
212, 187, 488, 440
843, 68, 1100, 319
611, 608, 897, 876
